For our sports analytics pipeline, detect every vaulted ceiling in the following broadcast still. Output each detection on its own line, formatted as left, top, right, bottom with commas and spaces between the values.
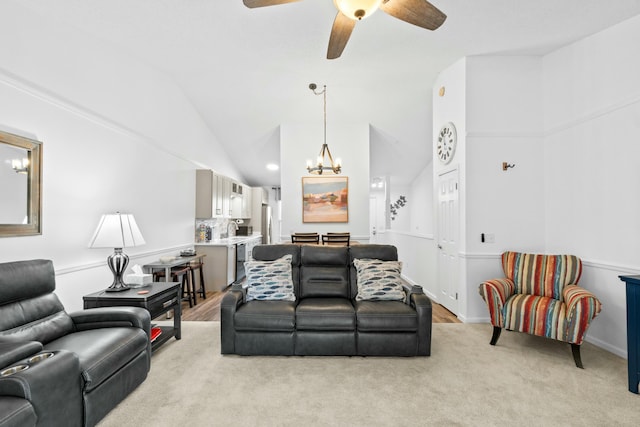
19, 0, 640, 187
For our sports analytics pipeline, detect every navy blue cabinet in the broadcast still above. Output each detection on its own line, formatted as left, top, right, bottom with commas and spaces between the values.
619, 275, 640, 393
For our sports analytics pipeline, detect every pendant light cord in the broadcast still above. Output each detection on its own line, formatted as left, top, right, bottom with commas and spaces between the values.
323, 85, 327, 146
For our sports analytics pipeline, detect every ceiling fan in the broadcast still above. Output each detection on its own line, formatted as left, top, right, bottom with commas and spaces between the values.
243, 0, 447, 59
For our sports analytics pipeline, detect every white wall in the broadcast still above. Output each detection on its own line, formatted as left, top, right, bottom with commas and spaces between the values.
0, 3, 241, 311
280, 123, 370, 241
465, 56, 545, 254
430, 16, 640, 355
388, 183, 411, 232
432, 56, 546, 321
542, 14, 640, 356
431, 58, 466, 314
408, 163, 434, 236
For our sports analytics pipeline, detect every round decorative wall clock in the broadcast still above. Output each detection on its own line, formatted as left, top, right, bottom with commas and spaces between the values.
437, 122, 457, 164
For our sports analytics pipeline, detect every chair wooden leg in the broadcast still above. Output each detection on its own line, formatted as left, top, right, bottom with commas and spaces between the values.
199, 267, 206, 299
189, 268, 198, 304
181, 273, 194, 308
188, 271, 196, 307
571, 344, 584, 369
490, 326, 502, 345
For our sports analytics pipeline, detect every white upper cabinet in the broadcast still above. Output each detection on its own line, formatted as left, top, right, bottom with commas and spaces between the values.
196, 170, 252, 219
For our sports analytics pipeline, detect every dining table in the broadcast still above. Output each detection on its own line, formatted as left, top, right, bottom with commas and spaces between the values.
143, 253, 206, 281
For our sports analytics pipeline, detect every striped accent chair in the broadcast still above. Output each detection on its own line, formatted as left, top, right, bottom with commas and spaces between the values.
478, 251, 602, 368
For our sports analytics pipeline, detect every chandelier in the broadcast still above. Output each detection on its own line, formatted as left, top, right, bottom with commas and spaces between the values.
306, 83, 342, 175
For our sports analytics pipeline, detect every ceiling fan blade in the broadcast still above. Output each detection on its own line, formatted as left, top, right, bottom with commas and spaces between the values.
380, 0, 447, 31
243, 0, 301, 8
327, 12, 356, 60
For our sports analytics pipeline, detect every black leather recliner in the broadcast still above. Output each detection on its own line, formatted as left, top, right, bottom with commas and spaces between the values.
0, 259, 151, 427
221, 244, 432, 356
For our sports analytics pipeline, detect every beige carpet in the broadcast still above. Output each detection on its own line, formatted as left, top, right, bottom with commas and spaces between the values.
98, 322, 639, 426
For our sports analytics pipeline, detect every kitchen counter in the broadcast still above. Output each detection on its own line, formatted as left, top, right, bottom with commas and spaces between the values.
194, 234, 262, 291
195, 234, 262, 247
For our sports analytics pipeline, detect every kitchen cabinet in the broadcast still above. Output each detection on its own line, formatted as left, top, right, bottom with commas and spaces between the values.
220, 175, 232, 218
231, 183, 252, 219
242, 186, 252, 219
196, 169, 214, 218
196, 244, 236, 291
196, 170, 233, 218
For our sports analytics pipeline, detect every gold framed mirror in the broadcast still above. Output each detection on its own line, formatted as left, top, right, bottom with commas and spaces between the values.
0, 130, 42, 237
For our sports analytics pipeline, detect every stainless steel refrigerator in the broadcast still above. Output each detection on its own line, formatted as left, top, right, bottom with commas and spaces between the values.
261, 205, 272, 244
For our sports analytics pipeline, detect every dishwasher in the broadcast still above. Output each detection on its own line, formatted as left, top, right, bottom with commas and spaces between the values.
235, 242, 247, 283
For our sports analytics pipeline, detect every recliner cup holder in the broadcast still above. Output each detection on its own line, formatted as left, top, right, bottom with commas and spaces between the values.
1, 364, 29, 377
28, 352, 55, 364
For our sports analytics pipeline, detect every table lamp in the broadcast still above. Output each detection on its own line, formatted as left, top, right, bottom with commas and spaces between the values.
89, 212, 146, 292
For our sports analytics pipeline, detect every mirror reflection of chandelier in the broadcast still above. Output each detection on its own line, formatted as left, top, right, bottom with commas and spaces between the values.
12, 158, 29, 174
306, 83, 342, 175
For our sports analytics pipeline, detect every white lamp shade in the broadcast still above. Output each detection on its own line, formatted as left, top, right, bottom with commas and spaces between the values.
89, 213, 146, 249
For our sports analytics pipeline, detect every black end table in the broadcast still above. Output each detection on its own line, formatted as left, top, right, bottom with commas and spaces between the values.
83, 281, 181, 353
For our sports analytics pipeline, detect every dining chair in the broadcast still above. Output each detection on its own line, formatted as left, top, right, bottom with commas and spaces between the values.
322, 232, 350, 246
291, 233, 320, 244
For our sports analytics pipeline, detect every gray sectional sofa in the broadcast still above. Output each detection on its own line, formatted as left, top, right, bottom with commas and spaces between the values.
221, 244, 432, 356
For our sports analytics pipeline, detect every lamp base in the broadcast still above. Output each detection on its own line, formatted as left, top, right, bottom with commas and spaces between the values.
105, 248, 131, 292
105, 283, 130, 292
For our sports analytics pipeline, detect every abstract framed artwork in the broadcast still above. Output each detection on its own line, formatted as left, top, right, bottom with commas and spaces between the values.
302, 176, 348, 223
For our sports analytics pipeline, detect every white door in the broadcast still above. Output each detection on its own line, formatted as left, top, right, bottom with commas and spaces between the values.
369, 197, 378, 243
437, 169, 459, 314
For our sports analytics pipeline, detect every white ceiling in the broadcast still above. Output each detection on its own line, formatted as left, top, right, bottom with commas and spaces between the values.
19, 0, 640, 187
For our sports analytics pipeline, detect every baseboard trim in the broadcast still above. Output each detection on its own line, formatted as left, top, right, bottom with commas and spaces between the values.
585, 335, 626, 359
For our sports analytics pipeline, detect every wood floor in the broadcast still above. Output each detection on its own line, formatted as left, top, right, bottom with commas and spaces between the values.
180, 289, 461, 323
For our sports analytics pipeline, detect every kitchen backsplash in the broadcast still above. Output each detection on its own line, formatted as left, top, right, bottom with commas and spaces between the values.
195, 218, 227, 242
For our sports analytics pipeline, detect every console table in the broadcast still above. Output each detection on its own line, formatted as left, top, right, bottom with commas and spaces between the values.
83, 281, 181, 353
619, 275, 640, 393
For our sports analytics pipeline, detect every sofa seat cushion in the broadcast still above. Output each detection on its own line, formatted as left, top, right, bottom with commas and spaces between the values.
296, 298, 355, 331
234, 301, 296, 332
355, 300, 418, 332
503, 294, 567, 341
43, 327, 148, 392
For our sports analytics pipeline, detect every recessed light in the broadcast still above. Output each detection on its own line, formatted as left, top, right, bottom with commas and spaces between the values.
266, 164, 279, 171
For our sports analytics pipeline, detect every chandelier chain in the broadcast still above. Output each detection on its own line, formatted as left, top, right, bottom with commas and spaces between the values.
306, 83, 341, 175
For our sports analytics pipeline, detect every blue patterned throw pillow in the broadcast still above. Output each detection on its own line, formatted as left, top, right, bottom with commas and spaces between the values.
353, 258, 406, 302
244, 254, 295, 301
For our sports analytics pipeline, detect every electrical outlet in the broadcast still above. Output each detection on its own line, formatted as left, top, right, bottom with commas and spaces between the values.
481, 233, 495, 243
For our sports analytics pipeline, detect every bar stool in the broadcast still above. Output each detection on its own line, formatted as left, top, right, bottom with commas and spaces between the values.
189, 259, 206, 300
153, 265, 197, 308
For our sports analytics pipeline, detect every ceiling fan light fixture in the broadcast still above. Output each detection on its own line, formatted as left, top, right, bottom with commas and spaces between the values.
333, 0, 383, 20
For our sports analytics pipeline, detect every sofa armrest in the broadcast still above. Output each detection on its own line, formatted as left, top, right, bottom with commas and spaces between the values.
478, 278, 515, 327
410, 292, 432, 356
69, 306, 151, 337
400, 279, 425, 306
230, 282, 247, 303
0, 349, 82, 427
562, 284, 602, 344
0, 342, 43, 370
220, 287, 245, 354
